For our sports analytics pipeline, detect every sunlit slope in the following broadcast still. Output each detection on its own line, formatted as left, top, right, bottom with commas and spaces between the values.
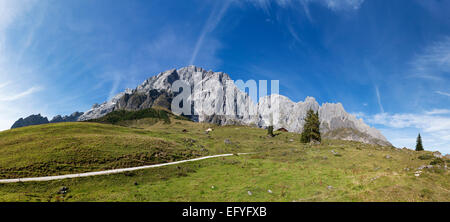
0, 116, 448, 202
0, 121, 209, 178
0, 117, 271, 179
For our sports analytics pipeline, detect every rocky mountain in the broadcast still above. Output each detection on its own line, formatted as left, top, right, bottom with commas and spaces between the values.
78, 89, 132, 121
11, 114, 50, 129
258, 95, 391, 146
78, 65, 391, 146
50, 112, 84, 123
11, 112, 84, 129
79, 66, 258, 125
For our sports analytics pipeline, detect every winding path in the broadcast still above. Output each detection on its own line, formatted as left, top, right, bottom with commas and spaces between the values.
0, 153, 249, 184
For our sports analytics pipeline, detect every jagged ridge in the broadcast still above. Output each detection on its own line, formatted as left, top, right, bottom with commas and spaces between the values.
11, 112, 84, 129
78, 65, 391, 146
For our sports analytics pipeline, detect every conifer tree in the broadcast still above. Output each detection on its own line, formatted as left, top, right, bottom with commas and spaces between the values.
267, 112, 275, 137
301, 109, 321, 143
267, 125, 274, 137
415, 133, 424, 151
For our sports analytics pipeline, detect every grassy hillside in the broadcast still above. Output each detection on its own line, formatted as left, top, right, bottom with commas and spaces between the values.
0, 116, 271, 179
0, 116, 448, 202
0, 122, 197, 178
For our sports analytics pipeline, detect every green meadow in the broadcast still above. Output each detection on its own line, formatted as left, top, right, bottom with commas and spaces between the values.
0, 115, 448, 202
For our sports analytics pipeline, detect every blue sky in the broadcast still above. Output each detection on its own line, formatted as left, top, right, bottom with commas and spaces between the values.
0, 0, 449, 153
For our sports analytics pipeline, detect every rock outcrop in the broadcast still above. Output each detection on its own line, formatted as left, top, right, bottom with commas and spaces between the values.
11, 112, 84, 129
78, 66, 391, 146
50, 112, 84, 123
258, 95, 391, 146
11, 114, 49, 129
78, 90, 131, 121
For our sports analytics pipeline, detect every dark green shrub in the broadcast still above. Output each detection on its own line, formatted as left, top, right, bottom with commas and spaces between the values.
88, 108, 171, 124
267, 126, 274, 137
430, 158, 444, 165
418, 154, 433, 160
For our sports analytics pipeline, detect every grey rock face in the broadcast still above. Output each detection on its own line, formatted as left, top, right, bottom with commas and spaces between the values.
115, 89, 173, 111
258, 95, 319, 132
78, 89, 132, 121
11, 112, 84, 129
433, 151, 443, 159
78, 66, 391, 146
50, 115, 65, 123
259, 95, 391, 146
79, 66, 258, 125
11, 114, 49, 129
50, 112, 84, 123
322, 127, 391, 147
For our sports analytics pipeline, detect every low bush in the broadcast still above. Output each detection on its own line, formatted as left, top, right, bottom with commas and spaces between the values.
418, 154, 433, 160
88, 108, 171, 124
430, 158, 444, 165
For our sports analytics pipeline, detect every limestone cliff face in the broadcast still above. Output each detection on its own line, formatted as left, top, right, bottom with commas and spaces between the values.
79, 66, 258, 125
51, 112, 84, 123
258, 95, 391, 146
78, 66, 391, 146
78, 90, 130, 121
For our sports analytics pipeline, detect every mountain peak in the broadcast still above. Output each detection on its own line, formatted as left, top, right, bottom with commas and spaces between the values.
11, 112, 84, 129
78, 67, 391, 146
304, 96, 317, 103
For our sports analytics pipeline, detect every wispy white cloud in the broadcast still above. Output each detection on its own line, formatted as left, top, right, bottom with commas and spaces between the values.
97, 25, 225, 100
351, 112, 365, 119
0, 0, 37, 48
409, 36, 450, 81
375, 85, 384, 113
319, 0, 365, 11
0, 81, 11, 89
300, 0, 314, 22
107, 72, 122, 101
247, 0, 272, 14
0, 84, 44, 130
425, 109, 450, 115
376, 127, 449, 153
0, 0, 34, 29
287, 23, 302, 43
435, 90, 450, 97
147, 29, 221, 69
0, 86, 42, 102
0, 0, 42, 131
190, 1, 232, 65
362, 111, 450, 154
408, 73, 443, 81
247, 0, 365, 13
368, 112, 450, 133
245, 0, 364, 48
